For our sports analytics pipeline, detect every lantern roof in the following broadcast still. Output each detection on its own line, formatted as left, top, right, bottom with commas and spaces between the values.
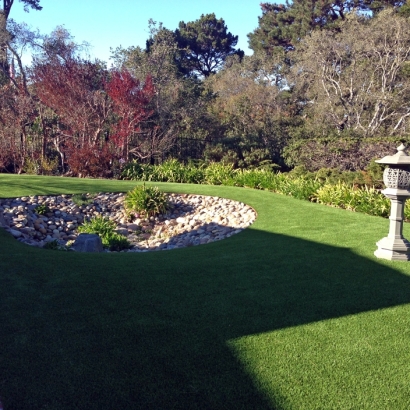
376, 144, 410, 165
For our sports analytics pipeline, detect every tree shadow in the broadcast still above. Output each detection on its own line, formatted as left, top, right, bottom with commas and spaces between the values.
1, 227, 410, 409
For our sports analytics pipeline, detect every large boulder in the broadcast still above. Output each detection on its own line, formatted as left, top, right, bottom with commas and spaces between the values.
72, 233, 103, 253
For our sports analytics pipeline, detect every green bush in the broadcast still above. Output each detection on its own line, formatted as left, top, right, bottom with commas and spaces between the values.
124, 184, 169, 217
273, 175, 323, 201
204, 162, 237, 185
151, 159, 205, 183
121, 161, 153, 181
121, 159, 206, 184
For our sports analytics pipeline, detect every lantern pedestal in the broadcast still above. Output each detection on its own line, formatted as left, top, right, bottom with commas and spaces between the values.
374, 144, 410, 261
374, 192, 410, 261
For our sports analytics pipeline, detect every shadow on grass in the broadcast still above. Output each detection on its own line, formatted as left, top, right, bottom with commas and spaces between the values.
1, 226, 410, 409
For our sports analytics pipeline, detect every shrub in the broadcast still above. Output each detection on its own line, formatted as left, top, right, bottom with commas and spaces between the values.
204, 162, 236, 185
121, 161, 153, 181
312, 182, 391, 217
124, 184, 169, 217
230, 169, 276, 190
122, 159, 206, 184
23, 156, 59, 175
273, 175, 322, 201
314, 168, 366, 186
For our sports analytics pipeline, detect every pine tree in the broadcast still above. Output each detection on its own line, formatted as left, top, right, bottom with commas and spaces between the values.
248, 0, 405, 55
175, 13, 243, 77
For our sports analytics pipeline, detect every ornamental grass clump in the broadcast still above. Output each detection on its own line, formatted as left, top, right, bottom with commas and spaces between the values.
104, 232, 132, 252
71, 193, 95, 206
151, 159, 205, 183
312, 182, 391, 218
203, 162, 237, 185
78, 215, 116, 238
124, 184, 169, 218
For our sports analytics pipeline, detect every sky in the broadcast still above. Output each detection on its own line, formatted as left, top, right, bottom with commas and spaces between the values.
9, 0, 264, 65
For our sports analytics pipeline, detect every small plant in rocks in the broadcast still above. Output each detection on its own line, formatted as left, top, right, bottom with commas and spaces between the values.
124, 184, 169, 218
78, 215, 116, 238
35, 203, 51, 215
77, 216, 130, 251
105, 232, 131, 252
43, 239, 71, 251
72, 193, 95, 206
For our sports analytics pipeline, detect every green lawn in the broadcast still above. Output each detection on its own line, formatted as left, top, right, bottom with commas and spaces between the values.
1, 174, 410, 409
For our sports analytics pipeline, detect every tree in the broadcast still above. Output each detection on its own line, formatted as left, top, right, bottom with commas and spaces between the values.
31, 56, 112, 173
206, 54, 298, 167
32, 25, 89, 64
0, 78, 37, 172
292, 10, 410, 138
106, 69, 155, 160
112, 21, 218, 162
0, 0, 42, 83
279, 10, 410, 171
175, 13, 244, 77
1, 0, 42, 20
248, 0, 405, 55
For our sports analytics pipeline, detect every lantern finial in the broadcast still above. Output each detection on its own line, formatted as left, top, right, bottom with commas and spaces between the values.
397, 144, 407, 154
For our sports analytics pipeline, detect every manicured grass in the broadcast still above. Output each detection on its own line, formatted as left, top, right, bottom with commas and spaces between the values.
1, 174, 410, 409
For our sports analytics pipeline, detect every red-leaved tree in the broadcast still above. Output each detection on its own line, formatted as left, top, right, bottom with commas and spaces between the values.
106, 69, 155, 160
31, 57, 112, 175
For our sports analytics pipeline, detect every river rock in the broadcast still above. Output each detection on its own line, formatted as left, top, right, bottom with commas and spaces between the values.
0, 192, 257, 252
72, 233, 103, 253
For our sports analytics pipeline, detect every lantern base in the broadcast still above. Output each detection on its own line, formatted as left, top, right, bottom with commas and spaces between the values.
374, 237, 410, 261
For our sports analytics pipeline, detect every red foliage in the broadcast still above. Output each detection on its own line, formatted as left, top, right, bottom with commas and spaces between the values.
31, 63, 155, 175
32, 58, 111, 146
65, 142, 118, 178
106, 70, 154, 154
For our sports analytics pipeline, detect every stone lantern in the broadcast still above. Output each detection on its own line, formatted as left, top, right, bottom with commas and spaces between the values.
374, 144, 410, 261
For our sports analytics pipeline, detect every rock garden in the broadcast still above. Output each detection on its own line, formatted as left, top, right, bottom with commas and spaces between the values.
0, 189, 256, 252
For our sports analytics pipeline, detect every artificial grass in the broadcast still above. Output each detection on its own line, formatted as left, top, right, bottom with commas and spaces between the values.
1, 174, 410, 409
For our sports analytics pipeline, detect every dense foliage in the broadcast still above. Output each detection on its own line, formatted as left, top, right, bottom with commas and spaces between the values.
0, 2, 409, 176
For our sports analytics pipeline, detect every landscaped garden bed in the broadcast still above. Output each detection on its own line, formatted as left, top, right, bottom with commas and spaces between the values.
0, 192, 256, 252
